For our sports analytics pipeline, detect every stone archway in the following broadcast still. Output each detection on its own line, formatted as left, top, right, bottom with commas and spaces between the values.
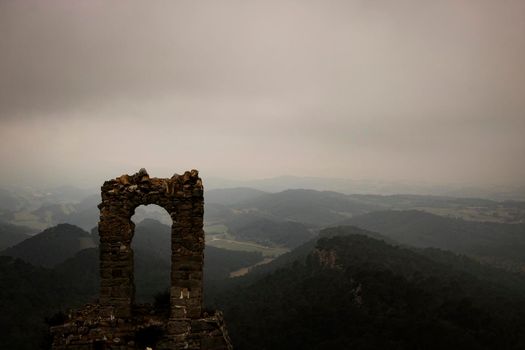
51, 169, 232, 349
97, 168, 204, 319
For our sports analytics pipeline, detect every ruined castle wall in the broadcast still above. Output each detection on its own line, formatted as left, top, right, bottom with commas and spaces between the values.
98, 169, 204, 319
52, 169, 231, 349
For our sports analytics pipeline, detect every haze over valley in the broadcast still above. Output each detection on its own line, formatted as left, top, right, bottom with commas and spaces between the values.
1, 0, 525, 349
1, 183, 525, 348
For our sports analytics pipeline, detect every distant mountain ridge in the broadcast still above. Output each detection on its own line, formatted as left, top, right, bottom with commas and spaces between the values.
343, 210, 525, 269
232, 189, 381, 226
2, 185, 524, 233
0, 221, 37, 250
207, 188, 525, 227
0, 223, 96, 267
205, 187, 267, 205
201, 188, 525, 253
206, 175, 525, 201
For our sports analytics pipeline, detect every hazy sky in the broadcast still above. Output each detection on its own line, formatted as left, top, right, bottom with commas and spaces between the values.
1, 0, 524, 188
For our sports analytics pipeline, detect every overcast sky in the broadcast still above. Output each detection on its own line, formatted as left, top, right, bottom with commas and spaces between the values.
1, 0, 524, 188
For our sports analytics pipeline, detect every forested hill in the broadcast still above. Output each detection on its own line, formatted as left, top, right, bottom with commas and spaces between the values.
0, 224, 95, 267
214, 232, 525, 350
342, 210, 525, 269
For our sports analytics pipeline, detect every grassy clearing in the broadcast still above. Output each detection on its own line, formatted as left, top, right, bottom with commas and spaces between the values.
204, 224, 229, 234
206, 238, 289, 257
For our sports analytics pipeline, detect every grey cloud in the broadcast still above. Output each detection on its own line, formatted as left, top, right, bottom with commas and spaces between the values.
0, 0, 524, 188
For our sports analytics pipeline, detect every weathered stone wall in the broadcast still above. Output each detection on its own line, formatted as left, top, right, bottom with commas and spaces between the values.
98, 168, 204, 320
50, 304, 232, 349
51, 169, 232, 349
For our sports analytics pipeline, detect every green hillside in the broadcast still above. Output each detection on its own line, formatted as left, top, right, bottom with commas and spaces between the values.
214, 232, 525, 349
0, 224, 96, 267
343, 210, 525, 268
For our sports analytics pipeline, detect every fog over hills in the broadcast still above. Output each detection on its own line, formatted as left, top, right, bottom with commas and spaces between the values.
2, 1, 524, 189
205, 187, 268, 205
342, 210, 525, 269
1, 1, 524, 348
0, 221, 36, 250
206, 176, 525, 201
1, 194, 525, 348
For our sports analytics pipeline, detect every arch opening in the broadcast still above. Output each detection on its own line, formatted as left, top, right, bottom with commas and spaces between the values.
131, 204, 172, 304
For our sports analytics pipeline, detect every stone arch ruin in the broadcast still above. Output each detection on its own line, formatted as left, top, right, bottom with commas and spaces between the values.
98, 168, 204, 319
51, 169, 232, 350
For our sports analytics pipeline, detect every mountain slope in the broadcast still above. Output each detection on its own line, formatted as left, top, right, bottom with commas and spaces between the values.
132, 218, 172, 260
216, 226, 393, 289
0, 221, 36, 250
63, 194, 100, 230
226, 215, 315, 248
0, 256, 92, 350
215, 233, 525, 350
0, 224, 96, 267
234, 189, 381, 226
343, 210, 525, 268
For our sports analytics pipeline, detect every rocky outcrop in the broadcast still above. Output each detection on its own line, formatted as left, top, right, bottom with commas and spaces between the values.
311, 248, 341, 270
51, 169, 232, 349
